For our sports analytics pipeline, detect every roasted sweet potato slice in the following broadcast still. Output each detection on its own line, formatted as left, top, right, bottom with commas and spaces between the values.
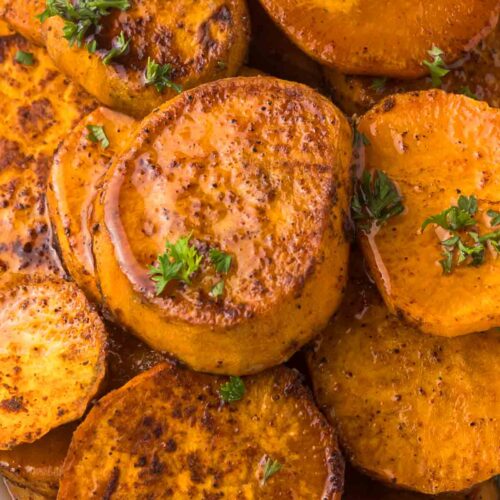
4, 480, 47, 500
308, 253, 500, 494
356, 90, 500, 336
48, 107, 137, 301
42, 0, 250, 117
59, 362, 344, 499
93, 76, 352, 375
0, 35, 96, 280
324, 26, 500, 115
0, 0, 44, 46
0, 275, 106, 450
258, 0, 499, 78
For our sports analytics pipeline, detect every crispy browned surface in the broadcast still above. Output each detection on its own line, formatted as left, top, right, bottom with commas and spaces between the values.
93, 76, 352, 374
258, 0, 499, 78
324, 26, 500, 115
59, 362, 344, 499
308, 252, 500, 494
43, 0, 250, 117
0, 275, 106, 450
48, 107, 137, 302
0, 0, 44, 45
357, 90, 500, 336
0, 35, 96, 281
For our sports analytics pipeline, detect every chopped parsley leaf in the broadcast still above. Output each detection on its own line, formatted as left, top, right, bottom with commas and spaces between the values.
102, 31, 129, 65
14, 51, 34, 66
144, 57, 182, 93
261, 457, 282, 484
219, 376, 245, 403
422, 46, 450, 87
86, 124, 110, 148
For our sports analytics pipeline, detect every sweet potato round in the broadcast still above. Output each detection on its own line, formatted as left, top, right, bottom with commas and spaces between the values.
58, 362, 344, 499
308, 256, 500, 494
258, 0, 499, 78
93, 76, 352, 375
356, 90, 500, 336
0, 0, 45, 46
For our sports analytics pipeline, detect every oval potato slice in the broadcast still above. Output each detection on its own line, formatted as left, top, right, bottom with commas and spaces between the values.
308, 254, 500, 494
0, 275, 106, 450
258, 0, 499, 78
93, 76, 352, 375
48, 107, 137, 301
59, 362, 344, 499
324, 26, 500, 115
43, 0, 250, 117
356, 90, 500, 336
0, 0, 44, 46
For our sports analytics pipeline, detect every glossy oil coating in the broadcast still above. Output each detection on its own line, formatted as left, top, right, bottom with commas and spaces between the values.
43, 0, 250, 117
48, 107, 137, 302
93, 76, 352, 374
308, 254, 500, 494
324, 26, 500, 115
0, 35, 96, 282
357, 90, 500, 336
59, 362, 344, 499
0, 0, 45, 46
258, 0, 499, 78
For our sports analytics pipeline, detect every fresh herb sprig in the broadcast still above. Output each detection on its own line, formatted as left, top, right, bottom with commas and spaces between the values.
421, 194, 477, 232
102, 31, 130, 64
261, 457, 282, 485
86, 124, 109, 148
487, 209, 500, 226
144, 57, 182, 93
423, 46, 450, 87
219, 376, 245, 403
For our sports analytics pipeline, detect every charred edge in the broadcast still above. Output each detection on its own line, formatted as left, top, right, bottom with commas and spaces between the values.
102, 466, 120, 500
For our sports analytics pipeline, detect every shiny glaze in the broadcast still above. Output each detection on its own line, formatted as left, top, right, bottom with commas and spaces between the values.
258, 0, 499, 78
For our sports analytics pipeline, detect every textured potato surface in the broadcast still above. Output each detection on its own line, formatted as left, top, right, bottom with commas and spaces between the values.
357, 90, 500, 336
59, 362, 344, 499
48, 107, 137, 301
0, 275, 106, 450
308, 255, 500, 494
43, 0, 250, 117
0, 0, 44, 45
324, 26, 500, 115
4, 479, 47, 500
93, 76, 352, 374
0, 35, 96, 280
258, 0, 499, 78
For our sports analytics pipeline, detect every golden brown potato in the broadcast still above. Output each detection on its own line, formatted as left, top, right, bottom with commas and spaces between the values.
48, 107, 137, 302
59, 362, 344, 499
42, 0, 250, 117
308, 253, 500, 494
0, 19, 14, 36
0, 34, 96, 280
0, 0, 44, 45
324, 26, 500, 115
356, 90, 500, 336
93, 76, 352, 375
258, 0, 499, 78
0, 275, 106, 450
3, 479, 47, 500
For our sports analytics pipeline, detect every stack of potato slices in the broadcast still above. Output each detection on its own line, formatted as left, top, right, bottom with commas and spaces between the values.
0, 0, 498, 498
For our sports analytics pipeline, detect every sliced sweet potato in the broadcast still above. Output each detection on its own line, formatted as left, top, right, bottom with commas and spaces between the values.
0, 0, 44, 46
93, 76, 352, 375
308, 253, 500, 494
42, 0, 250, 117
0, 19, 14, 36
0, 275, 106, 449
324, 26, 500, 115
356, 90, 500, 336
3, 479, 47, 500
48, 107, 137, 301
0, 35, 96, 280
59, 362, 344, 499
258, 0, 499, 78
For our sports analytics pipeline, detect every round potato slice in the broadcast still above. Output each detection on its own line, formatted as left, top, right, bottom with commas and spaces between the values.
43, 0, 250, 118
0, 0, 44, 46
324, 26, 500, 115
93, 76, 352, 375
59, 362, 344, 499
48, 107, 137, 302
0, 275, 106, 450
356, 90, 500, 336
308, 254, 500, 494
258, 0, 499, 78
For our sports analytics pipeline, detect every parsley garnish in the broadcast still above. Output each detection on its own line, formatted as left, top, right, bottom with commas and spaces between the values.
261, 457, 282, 484
370, 77, 387, 92
86, 124, 109, 148
144, 57, 182, 93
423, 46, 450, 87
14, 51, 34, 66
458, 86, 478, 100
353, 127, 370, 147
209, 249, 232, 274
210, 281, 224, 298
487, 209, 500, 226
102, 31, 129, 65
219, 376, 245, 403
421, 194, 477, 232
149, 234, 202, 295
351, 170, 404, 232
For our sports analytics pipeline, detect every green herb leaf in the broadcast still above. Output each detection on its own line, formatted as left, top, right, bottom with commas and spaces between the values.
370, 77, 387, 92
351, 170, 404, 232
353, 127, 370, 147
86, 124, 110, 148
219, 376, 245, 403
14, 51, 35, 66
421, 195, 477, 232
210, 281, 224, 298
422, 46, 450, 87
487, 209, 500, 226
458, 86, 478, 100
479, 230, 500, 253
148, 233, 202, 295
209, 249, 232, 274
144, 57, 182, 93
102, 31, 130, 64
261, 457, 282, 484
